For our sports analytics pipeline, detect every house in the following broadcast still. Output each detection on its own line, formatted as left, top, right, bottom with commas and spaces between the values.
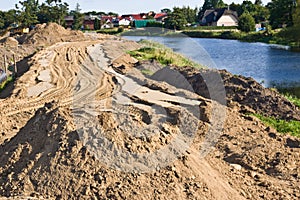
118, 17, 131, 27
121, 13, 147, 21
201, 8, 238, 26
101, 16, 115, 29
154, 13, 168, 22
64, 15, 101, 30
64, 15, 74, 29
119, 13, 150, 28
84, 15, 101, 30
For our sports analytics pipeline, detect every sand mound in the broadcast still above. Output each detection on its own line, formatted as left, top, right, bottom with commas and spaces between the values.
0, 37, 19, 47
174, 66, 300, 121
18, 23, 84, 46
0, 33, 299, 199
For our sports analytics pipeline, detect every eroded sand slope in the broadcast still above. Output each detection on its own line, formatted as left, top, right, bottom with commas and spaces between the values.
0, 24, 299, 199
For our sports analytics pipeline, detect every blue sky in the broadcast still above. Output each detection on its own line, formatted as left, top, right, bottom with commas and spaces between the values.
1, 0, 270, 14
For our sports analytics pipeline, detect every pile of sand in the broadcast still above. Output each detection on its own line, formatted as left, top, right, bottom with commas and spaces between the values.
0, 24, 299, 199
0, 37, 19, 47
18, 23, 84, 46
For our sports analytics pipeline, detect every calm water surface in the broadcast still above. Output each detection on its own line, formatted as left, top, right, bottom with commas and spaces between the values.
125, 36, 300, 88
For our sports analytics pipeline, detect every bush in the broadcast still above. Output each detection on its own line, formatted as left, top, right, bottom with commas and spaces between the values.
117, 26, 124, 33
146, 21, 163, 27
238, 12, 255, 33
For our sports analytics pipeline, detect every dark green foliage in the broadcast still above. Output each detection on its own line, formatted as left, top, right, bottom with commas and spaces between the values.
37, 0, 69, 25
94, 18, 100, 30
165, 7, 188, 30
117, 26, 124, 33
198, 0, 226, 19
161, 8, 172, 14
267, 0, 296, 28
16, 0, 39, 27
238, 12, 256, 32
146, 21, 163, 27
72, 3, 84, 30
278, 0, 300, 46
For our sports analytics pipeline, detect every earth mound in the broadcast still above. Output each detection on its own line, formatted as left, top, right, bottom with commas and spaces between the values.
0, 37, 19, 47
18, 23, 84, 46
172, 65, 300, 121
0, 25, 299, 199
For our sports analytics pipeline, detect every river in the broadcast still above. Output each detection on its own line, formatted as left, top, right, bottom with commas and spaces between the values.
124, 36, 300, 90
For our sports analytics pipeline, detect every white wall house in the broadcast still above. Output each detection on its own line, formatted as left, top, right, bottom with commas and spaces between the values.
119, 19, 131, 26
201, 8, 238, 27
216, 15, 238, 26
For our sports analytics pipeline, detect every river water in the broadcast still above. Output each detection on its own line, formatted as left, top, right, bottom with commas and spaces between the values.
124, 36, 300, 89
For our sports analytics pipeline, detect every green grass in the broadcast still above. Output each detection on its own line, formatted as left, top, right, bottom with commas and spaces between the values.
128, 40, 203, 69
251, 113, 300, 137
96, 28, 123, 35
183, 26, 238, 31
284, 93, 300, 108
0, 75, 14, 92
141, 69, 154, 76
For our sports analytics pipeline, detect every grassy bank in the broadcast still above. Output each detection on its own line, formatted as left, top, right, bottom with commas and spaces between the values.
121, 28, 297, 48
0, 76, 14, 92
251, 113, 300, 138
128, 39, 203, 69
96, 27, 124, 35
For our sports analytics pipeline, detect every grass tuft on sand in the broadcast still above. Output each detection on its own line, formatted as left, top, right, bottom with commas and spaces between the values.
0, 76, 14, 92
251, 113, 300, 137
128, 40, 203, 69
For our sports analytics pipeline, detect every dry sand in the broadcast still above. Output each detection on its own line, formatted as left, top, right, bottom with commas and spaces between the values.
0, 24, 299, 199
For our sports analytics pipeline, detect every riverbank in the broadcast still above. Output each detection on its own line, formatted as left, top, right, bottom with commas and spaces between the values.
121, 28, 300, 50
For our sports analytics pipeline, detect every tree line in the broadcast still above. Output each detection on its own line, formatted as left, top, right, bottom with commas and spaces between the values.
0, 0, 117, 30
0, 0, 299, 40
164, 0, 298, 31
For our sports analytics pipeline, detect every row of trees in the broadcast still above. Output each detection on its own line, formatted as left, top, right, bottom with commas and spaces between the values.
0, 0, 299, 35
163, 0, 298, 32
164, 6, 199, 30
0, 0, 70, 29
0, 0, 117, 30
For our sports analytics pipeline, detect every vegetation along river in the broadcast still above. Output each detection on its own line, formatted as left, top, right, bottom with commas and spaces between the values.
125, 36, 300, 94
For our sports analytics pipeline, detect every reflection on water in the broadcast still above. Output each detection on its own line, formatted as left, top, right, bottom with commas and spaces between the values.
125, 36, 300, 89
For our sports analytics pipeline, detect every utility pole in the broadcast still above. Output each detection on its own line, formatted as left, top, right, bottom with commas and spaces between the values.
13, 54, 17, 76
4, 55, 7, 74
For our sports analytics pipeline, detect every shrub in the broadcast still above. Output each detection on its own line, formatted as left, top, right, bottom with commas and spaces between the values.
117, 26, 124, 33
238, 12, 255, 33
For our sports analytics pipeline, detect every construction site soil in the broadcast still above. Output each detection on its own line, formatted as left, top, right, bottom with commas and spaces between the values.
0, 23, 299, 200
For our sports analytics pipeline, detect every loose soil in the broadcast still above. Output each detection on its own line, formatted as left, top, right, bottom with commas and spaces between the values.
0, 24, 299, 200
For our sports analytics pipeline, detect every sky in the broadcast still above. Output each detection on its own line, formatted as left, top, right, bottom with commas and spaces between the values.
1, 0, 270, 14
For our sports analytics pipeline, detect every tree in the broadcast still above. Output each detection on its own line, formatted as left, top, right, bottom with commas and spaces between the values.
181, 6, 198, 24
267, 0, 296, 28
0, 10, 19, 29
94, 18, 100, 30
0, 11, 5, 29
161, 8, 172, 14
72, 3, 84, 30
16, 0, 39, 27
238, 12, 256, 32
279, 0, 300, 45
252, 5, 269, 23
165, 7, 187, 30
255, 0, 263, 5
37, 0, 69, 25
237, 1, 256, 16
107, 12, 118, 17
198, 0, 227, 19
